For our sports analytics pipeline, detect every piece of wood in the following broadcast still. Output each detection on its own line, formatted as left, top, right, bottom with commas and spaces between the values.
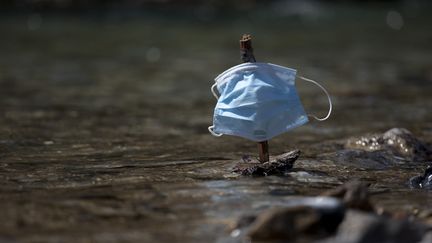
239, 34, 269, 162
233, 150, 300, 176
258, 141, 269, 162
240, 34, 256, 63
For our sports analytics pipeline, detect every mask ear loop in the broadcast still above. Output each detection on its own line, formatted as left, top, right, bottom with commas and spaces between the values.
208, 125, 223, 137
211, 82, 219, 99
208, 83, 223, 137
298, 75, 332, 121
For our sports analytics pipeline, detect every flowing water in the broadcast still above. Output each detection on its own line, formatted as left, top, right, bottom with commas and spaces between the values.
0, 3, 432, 242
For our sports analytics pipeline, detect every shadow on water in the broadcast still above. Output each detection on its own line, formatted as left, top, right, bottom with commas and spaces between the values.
0, 1, 432, 242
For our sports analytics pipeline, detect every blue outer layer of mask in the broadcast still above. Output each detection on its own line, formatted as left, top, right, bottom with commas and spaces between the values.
211, 62, 309, 142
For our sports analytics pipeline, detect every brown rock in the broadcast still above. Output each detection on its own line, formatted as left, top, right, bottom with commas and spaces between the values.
232, 150, 300, 176
321, 181, 374, 211
247, 203, 344, 241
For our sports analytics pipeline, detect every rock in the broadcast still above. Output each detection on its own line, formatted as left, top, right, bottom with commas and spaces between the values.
246, 197, 345, 241
320, 210, 430, 243
419, 231, 432, 243
321, 181, 374, 211
247, 206, 323, 241
233, 150, 300, 176
231, 214, 257, 230
382, 128, 432, 161
416, 209, 432, 226
409, 166, 432, 189
345, 128, 432, 162
235, 180, 431, 243
324, 128, 432, 170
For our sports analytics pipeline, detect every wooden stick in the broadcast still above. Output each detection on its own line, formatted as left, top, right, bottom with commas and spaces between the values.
239, 34, 269, 163
240, 34, 256, 63
257, 141, 269, 163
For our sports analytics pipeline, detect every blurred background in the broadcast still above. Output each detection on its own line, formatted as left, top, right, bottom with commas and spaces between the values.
1, 0, 431, 156
0, 0, 431, 242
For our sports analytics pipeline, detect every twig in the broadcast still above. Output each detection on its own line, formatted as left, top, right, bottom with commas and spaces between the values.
239, 34, 269, 163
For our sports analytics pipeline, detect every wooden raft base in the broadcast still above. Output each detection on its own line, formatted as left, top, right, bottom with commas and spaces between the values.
233, 150, 301, 176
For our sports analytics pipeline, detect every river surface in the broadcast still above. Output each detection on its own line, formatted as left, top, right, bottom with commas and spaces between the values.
0, 3, 432, 242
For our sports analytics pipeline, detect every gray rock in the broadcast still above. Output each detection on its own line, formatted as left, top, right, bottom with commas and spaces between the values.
345, 128, 432, 162
319, 210, 430, 243
382, 128, 432, 161
325, 128, 432, 169
409, 166, 432, 189
246, 197, 345, 241
419, 231, 432, 243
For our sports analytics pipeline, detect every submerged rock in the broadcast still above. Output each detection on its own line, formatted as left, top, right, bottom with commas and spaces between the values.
233, 150, 300, 176
409, 166, 432, 189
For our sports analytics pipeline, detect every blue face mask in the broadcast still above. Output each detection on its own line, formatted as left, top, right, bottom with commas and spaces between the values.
208, 62, 332, 142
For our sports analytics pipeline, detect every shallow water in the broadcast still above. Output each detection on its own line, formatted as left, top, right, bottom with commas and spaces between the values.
1, 3, 432, 242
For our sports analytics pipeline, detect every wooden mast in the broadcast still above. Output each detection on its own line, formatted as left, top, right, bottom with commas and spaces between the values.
239, 34, 269, 163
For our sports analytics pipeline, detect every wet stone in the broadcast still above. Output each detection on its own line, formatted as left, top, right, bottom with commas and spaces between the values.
321, 210, 430, 243
420, 231, 432, 243
345, 128, 432, 162
324, 128, 432, 170
233, 180, 432, 243
321, 180, 374, 211
416, 209, 432, 226
409, 166, 432, 190
232, 150, 300, 176
246, 197, 345, 241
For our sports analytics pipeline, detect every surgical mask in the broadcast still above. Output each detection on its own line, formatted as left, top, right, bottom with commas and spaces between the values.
208, 62, 332, 142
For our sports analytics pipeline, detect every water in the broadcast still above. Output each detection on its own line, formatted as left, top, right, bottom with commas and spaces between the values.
0, 3, 432, 242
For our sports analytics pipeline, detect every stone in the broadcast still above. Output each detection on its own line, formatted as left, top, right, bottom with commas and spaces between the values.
321, 180, 374, 211
419, 231, 432, 243
233, 149, 300, 176
324, 128, 432, 170
246, 197, 345, 241
345, 128, 432, 162
409, 166, 432, 189
320, 210, 430, 243
382, 128, 432, 161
